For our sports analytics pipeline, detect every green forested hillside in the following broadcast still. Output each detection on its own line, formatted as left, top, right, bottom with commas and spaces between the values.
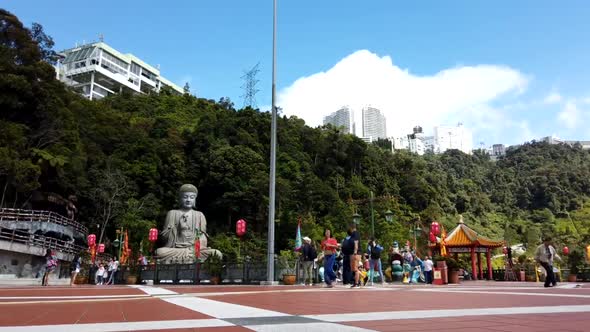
1, 10, 589, 260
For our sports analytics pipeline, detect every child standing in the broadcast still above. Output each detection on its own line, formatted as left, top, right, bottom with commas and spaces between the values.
96, 264, 105, 285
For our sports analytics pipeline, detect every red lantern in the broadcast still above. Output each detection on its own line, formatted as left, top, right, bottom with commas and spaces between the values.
194, 240, 200, 259
430, 222, 440, 236
148, 228, 158, 243
236, 219, 247, 237
563, 246, 569, 255
87, 234, 96, 247
98, 243, 105, 253
429, 231, 436, 243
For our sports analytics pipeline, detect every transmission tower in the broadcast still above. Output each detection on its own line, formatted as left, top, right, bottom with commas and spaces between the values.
241, 62, 260, 108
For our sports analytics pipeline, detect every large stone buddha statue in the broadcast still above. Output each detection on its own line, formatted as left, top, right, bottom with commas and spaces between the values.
156, 184, 222, 263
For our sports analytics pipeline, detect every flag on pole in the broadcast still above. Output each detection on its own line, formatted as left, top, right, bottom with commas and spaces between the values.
440, 225, 448, 257
294, 217, 302, 251
120, 230, 130, 264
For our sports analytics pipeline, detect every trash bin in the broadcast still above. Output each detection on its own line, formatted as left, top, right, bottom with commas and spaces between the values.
433, 268, 444, 285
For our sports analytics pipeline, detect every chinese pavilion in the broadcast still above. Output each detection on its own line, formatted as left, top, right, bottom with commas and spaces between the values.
430, 215, 505, 280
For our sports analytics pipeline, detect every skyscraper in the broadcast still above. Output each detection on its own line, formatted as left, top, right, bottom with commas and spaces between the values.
361, 106, 386, 142
323, 106, 355, 134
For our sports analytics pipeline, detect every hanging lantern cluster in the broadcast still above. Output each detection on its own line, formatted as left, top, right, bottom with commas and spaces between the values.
87, 234, 96, 247
148, 228, 158, 243
563, 246, 569, 255
98, 243, 105, 253
236, 219, 247, 237
430, 222, 440, 236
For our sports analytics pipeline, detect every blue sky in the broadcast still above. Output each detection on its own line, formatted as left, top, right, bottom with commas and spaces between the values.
4, 1, 590, 146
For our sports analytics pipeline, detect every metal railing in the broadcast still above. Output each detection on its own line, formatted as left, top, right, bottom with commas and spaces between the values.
0, 208, 88, 234
0, 226, 86, 256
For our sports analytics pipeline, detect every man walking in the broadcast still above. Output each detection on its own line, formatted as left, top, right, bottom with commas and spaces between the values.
423, 256, 434, 284
535, 237, 561, 288
349, 223, 361, 288
301, 237, 316, 286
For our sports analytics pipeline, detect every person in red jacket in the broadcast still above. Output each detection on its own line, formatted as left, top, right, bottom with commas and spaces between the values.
321, 229, 338, 287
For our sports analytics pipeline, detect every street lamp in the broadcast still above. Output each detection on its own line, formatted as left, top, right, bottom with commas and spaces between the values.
352, 213, 361, 225
385, 210, 394, 223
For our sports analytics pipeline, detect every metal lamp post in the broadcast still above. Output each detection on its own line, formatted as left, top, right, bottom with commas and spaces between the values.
266, 0, 278, 284
352, 213, 362, 225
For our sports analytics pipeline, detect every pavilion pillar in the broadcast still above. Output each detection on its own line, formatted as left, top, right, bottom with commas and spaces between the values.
486, 249, 492, 280
471, 247, 477, 280
477, 252, 483, 280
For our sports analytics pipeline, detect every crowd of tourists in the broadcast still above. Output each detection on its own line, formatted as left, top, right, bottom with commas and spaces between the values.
299, 222, 435, 288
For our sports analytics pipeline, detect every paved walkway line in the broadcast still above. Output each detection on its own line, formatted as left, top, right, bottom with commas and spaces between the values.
246, 322, 376, 331
304, 304, 590, 322
128, 285, 179, 296
414, 288, 590, 298
164, 296, 290, 319
0, 294, 149, 300
0, 319, 233, 332
184, 287, 402, 297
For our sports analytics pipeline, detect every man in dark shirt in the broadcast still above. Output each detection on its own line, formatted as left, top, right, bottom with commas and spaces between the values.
349, 223, 361, 288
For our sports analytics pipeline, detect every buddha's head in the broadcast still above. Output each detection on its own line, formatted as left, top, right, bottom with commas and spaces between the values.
178, 184, 198, 210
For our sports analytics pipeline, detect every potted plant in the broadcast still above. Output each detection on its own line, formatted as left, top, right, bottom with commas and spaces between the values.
126, 264, 139, 285
278, 250, 297, 285
517, 254, 528, 281
444, 257, 462, 284
567, 250, 583, 282
204, 253, 223, 285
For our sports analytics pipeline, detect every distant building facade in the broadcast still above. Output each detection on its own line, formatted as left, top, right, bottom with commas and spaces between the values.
361, 106, 387, 142
539, 135, 590, 149
55, 42, 183, 100
323, 106, 355, 134
433, 123, 473, 154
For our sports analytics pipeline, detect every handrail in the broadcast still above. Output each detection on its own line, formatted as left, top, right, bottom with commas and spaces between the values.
0, 226, 86, 256
0, 208, 88, 234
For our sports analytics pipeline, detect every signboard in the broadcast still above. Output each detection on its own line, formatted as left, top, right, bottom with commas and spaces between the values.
434, 270, 441, 279
448, 247, 488, 253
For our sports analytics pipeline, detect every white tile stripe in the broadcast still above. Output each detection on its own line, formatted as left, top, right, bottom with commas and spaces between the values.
0, 319, 233, 332
246, 322, 376, 331
129, 285, 179, 296
304, 304, 590, 322
414, 289, 590, 298
0, 294, 149, 300
164, 296, 290, 319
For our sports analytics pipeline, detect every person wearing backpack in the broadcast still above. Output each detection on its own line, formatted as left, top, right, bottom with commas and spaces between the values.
368, 238, 385, 285
42, 249, 57, 286
300, 237, 316, 286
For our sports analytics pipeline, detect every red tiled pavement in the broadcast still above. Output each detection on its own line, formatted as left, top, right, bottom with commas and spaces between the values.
0, 298, 211, 326
0, 286, 145, 298
343, 312, 590, 332
208, 288, 590, 315
162, 285, 307, 294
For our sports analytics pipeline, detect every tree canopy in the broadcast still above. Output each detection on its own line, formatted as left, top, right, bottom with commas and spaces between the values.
1, 9, 589, 260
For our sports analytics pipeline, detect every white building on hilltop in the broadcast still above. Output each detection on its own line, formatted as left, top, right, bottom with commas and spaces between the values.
362, 106, 387, 142
392, 126, 434, 155
55, 42, 184, 100
540, 135, 590, 149
323, 106, 356, 135
434, 123, 473, 154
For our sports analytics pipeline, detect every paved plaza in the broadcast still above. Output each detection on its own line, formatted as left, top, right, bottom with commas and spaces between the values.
0, 281, 589, 332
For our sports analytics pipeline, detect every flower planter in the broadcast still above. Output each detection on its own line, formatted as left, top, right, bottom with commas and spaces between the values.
209, 276, 221, 285
567, 274, 577, 282
448, 270, 460, 284
282, 274, 296, 285
126, 275, 138, 285
75, 275, 88, 284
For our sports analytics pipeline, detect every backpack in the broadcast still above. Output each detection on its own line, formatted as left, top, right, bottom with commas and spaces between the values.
370, 244, 383, 259
341, 235, 354, 255
309, 246, 318, 260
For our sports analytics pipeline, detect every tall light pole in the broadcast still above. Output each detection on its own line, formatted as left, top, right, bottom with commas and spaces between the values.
370, 191, 375, 239
266, 0, 278, 283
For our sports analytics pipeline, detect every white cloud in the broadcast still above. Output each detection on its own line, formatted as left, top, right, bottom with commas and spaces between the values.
544, 92, 562, 104
277, 50, 528, 141
557, 101, 586, 130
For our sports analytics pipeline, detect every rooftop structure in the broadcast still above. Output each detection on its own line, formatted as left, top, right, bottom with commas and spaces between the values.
55, 42, 184, 100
